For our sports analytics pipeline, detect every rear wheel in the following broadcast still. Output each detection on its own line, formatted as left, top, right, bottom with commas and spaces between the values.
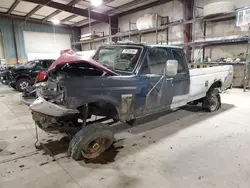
16, 78, 31, 92
202, 88, 221, 112
68, 123, 114, 160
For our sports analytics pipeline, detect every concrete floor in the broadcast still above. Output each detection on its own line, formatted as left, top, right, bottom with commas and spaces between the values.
0, 84, 250, 188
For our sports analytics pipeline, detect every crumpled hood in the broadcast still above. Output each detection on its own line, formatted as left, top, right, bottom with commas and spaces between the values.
48, 49, 118, 76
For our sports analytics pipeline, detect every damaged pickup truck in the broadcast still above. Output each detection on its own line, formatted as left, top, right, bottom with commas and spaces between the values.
30, 43, 233, 160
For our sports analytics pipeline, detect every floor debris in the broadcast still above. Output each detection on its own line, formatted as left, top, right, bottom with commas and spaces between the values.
198, 176, 204, 180
39, 162, 49, 166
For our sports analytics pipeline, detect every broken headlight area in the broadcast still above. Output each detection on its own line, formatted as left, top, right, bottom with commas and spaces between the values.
36, 81, 65, 105
32, 111, 81, 134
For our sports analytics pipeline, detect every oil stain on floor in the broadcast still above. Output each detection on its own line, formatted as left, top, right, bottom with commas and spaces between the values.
82, 145, 124, 164
36, 136, 70, 156
36, 136, 125, 164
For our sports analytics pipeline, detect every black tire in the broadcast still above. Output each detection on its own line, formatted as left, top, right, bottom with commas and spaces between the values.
16, 78, 31, 92
202, 88, 221, 112
67, 123, 114, 160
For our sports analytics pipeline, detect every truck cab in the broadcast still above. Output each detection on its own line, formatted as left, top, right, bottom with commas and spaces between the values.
90, 43, 190, 120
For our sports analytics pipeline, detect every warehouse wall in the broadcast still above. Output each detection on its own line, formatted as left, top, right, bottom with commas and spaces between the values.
81, 22, 110, 50
80, 0, 250, 62
193, 0, 250, 62
0, 18, 16, 64
196, 0, 249, 9
81, 22, 110, 36
80, 0, 184, 50
118, 0, 183, 44
0, 17, 80, 64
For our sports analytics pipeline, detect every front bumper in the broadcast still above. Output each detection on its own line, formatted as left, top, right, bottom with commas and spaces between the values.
20, 93, 36, 106
0, 78, 9, 85
8, 79, 17, 88
0, 75, 11, 85
30, 97, 78, 117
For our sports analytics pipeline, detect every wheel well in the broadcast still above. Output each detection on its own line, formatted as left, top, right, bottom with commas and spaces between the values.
16, 75, 32, 82
208, 81, 222, 92
81, 101, 119, 119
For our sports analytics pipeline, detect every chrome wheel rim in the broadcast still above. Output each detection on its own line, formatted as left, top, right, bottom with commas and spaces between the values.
19, 81, 29, 90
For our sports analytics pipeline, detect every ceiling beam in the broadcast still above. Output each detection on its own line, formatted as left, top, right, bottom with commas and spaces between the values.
112, 0, 173, 16
0, 12, 79, 30
61, 14, 78, 23
42, 10, 61, 21
77, 0, 174, 27
22, 0, 117, 24
67, 0, 82, 6
8, 0, 21, 14
42, 0, 82, 22
71, 0, 115, 27
25, 5, 43, 20
72, 19, 91, 27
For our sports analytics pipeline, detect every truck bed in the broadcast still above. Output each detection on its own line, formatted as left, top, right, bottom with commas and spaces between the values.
188, 65, 233, 102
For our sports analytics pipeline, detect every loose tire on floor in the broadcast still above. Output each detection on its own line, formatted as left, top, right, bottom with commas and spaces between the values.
16, 78, 31, 92
67, 123, 114, 160
202, 88, 221, 112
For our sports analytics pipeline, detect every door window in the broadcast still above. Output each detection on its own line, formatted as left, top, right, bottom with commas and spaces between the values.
172, 50, 187, 74
146, 48, 169, 75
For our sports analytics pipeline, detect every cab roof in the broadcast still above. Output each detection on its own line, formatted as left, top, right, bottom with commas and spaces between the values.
104, 42, 183, 49
149, 44, 183, 49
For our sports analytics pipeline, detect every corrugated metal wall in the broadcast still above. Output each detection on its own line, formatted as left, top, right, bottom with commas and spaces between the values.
0, 16, 81, 64
0, 18, 16, 61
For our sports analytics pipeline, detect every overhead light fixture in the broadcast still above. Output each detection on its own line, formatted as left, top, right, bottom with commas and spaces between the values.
91, 0, 103, 6
51, 19, 60, 25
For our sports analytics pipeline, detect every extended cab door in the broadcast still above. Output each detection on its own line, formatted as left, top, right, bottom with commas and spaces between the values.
170, 49, 190, 108
135, 47, 174, 117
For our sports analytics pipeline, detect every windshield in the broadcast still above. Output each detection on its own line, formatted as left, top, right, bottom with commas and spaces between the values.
24, 61, 39, 68
93, 46, 142, 72
16, 61, 39, 69
15, 61, 29, 68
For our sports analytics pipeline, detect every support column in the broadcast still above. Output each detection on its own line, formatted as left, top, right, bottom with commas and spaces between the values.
109, 17, 118, 42
183, 0, 194, 63
12, 18, 19, 64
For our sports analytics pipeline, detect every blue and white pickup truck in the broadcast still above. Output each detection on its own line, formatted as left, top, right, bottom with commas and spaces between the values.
29, 43, 233, 160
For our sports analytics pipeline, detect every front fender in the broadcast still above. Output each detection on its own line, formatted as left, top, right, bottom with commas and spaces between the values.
16, 74, 33, 81
61, 75, 137, 121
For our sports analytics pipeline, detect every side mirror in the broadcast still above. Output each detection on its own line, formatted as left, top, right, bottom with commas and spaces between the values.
165, 60, 178, 77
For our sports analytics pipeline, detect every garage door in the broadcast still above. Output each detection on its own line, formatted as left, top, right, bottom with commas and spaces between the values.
23, 31, 71, 54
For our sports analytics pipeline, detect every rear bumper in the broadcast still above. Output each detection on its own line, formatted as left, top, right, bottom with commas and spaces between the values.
30, 97, 78, 117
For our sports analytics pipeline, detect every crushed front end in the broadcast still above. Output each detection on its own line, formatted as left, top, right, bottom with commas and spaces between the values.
29, 49, 118, 134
